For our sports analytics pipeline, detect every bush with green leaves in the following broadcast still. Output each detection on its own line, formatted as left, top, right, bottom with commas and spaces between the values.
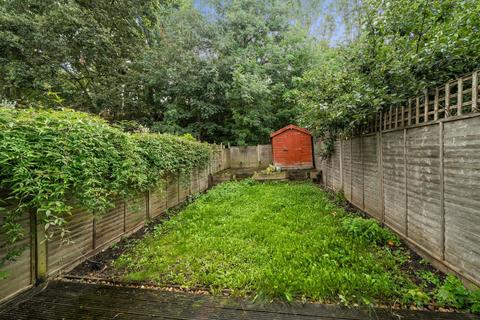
341, 216, 399, 246
132, 132, 211, 187
0, 107, 211, 255
294, 0, 480, 142
435, 275, 480, 313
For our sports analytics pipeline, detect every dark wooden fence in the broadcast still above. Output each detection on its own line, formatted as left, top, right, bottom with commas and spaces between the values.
316, 70, 480, 287
0, 145, 229, 303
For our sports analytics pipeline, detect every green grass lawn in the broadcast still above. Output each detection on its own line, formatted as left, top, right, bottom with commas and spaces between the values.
115, 180, 479, 309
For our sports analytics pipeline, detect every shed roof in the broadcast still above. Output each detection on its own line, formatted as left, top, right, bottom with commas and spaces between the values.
270, 124, 312, 138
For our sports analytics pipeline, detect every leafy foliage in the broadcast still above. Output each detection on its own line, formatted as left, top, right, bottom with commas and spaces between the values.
294, 0, 480, 139
140, 0, 318, 144
341, 216, 399, 246
3, 0, 478, 144
0, 0, 321, 145
0, 0, 169, 112
0, 107, 211, 255
435, 275, 480, 312
132, 132, 211, 187
417, 270, 441, 288
402, 288, 431, 308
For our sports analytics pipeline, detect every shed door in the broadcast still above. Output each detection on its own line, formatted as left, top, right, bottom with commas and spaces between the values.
284, 131, 304, 164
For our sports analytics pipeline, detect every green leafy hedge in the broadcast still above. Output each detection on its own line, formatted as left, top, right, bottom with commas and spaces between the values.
0, 107, 211, 245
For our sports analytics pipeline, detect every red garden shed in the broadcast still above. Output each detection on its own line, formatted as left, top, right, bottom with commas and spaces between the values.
270, 125, 313, 169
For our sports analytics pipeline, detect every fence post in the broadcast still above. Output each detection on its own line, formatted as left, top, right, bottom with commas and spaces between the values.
339, 139, 343, 190
35, 215, 47, 283
415, 97, 420, 124
457, 78, 463, 115
257, 145, 261, 167
408, 98, 412, 126
350, 139, 353, 202
325, 141, 329, 187
123, 200, 126, 233
445, 82, 450, 117
403, 128, 408, 237
227, 147, 232, 169
395, 106, 399, 128
472, 71, 478, 112
439, 122, 445, 260
361, 136, 365, 210
29, 212, 37, 285
378, 131, 384, 225
389, 106, 393, 129
424, 89, 429, 122
164, 177, 168, 208
177, 172, 181, 203
91, 215, 97, 250
401, 106, 405, 127
145, 191, 150, 220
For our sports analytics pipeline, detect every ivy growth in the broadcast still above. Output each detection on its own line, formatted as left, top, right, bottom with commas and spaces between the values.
0, 107, 212, 263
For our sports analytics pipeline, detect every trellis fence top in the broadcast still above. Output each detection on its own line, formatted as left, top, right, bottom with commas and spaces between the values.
366, 70, 479, 133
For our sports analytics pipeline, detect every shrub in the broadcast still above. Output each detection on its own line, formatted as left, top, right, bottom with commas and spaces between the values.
341, 216, 399, 246
132, 133, 210, 187
435, 275, 480, 312
0, 107, 211, 250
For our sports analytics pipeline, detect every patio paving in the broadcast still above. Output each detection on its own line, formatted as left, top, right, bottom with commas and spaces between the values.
0, 280, 478, 320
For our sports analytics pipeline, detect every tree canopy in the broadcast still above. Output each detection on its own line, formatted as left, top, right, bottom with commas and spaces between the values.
294, 0, 480, 138
1, 0, 479, 143
1, 0, 320, 144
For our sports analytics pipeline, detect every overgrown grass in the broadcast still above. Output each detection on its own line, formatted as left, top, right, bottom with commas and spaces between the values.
115, 180, 479, 310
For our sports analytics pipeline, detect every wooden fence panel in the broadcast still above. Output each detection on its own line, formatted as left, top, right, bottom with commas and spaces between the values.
406, 125, 442, 257
258, 144, 273, 166
362, 135, 380, 219
0, 212, 32, 302
342, 139, 352, 201
316, 70, 480, 286
166, 174, 179, 208
325, 155, 334, 188
332, 140, 342, 190
190, 170, 200, 196
210, 146, 225, 173
382, 131, 407, 235
149, 184, 167, 219
351, 137, 363, 209
314, 140, 328, 185
0, 160, 219, 303
198, 168, 209, 192
94, 200, 125, 248
443, 116, 480, 283
47, 208, 93, 275
178, 172, 190, 203
125, 194, 147, 232
229, 146, 259, 168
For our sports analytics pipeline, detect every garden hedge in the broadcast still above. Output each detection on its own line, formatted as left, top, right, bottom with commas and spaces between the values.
0, 107, 211, 248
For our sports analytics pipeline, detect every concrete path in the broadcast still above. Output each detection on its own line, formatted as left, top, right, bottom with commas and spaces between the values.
0, 280, 478, 320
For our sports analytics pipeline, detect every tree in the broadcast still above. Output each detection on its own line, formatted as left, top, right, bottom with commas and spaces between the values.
293, 0, 480, 139
142, 0, 317, 144
0, 0, 165, 114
